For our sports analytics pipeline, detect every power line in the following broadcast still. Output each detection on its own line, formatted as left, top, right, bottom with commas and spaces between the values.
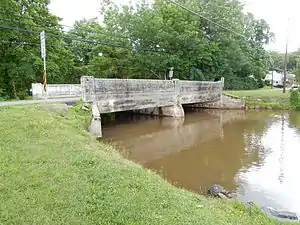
56, 22, 131, 40
0, 39, 65, 48
0, 40, 40, 46
0, 24, 39, 34
0, 24, 168, 54
0, 11, 130, 40
0, 18, 61, 33
0, 11, 58, 27
164, 0, 246, 38
164, 0, 275, 65
0, 17, 131, 42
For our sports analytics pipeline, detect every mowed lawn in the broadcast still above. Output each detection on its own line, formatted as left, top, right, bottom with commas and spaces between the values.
224, 88, 289, 99
224, 88, 292, 109
0, 103, 297, 225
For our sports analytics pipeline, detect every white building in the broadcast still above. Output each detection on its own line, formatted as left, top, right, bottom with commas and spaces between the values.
265, 71, 283, 87
265, 71, 296, 87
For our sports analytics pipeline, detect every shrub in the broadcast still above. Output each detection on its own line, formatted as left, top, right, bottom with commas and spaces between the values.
290, 90, 300, 109
0, 88, 9, 101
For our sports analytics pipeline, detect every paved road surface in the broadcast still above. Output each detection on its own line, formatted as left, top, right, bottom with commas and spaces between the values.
0, 97, 81, 107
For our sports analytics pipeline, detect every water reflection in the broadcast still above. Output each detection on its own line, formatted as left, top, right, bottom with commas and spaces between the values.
103, 110, 300, 215
236, 112, 300, 215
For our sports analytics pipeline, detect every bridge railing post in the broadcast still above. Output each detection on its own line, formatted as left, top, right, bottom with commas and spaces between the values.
220, 77, 225, 89
81, 76, 95, 103
173, 79, 180, 104
220, 77, 225, 107
89, 103, 102, 138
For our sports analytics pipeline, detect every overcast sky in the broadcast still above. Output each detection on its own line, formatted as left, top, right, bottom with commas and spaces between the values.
49, 0, 300, 53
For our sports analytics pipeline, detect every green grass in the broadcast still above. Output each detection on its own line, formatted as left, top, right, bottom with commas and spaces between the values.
0, 96, 34, 101
0, 103, 298, 225
224, 88, 291, 109
224, 89, 289, 99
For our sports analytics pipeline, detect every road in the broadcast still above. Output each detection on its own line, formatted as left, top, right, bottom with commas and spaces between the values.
0, 97, 81, 107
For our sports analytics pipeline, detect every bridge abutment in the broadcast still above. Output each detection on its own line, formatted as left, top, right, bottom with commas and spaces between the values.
160, 104, 185, 117
89, 104, 102, 138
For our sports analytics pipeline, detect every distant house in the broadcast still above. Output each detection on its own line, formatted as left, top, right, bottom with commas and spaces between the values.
265, 71, 283, 87
265, 71, 295, 87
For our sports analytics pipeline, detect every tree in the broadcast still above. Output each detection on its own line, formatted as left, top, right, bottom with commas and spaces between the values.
0, 0, 75, 98
95, 0, 273, 89
0, 0, 276, 99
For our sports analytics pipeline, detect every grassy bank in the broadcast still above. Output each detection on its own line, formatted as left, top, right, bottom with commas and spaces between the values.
224, 89, 291, 109
0, 103, 296, 225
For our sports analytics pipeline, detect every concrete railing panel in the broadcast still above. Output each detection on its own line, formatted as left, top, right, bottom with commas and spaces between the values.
179, 81, 222, 104
81, 76, 224, 114
84, 78, 177, 114
31, 83, 81, 98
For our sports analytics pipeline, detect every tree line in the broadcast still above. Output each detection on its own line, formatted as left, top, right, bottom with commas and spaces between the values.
0, 0, 275, 99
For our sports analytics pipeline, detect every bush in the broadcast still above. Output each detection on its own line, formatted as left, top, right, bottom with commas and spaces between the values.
264, 80, 271, 86
290, 90, 300, 109
223, 76, 261, 90
0, 88, 9, 101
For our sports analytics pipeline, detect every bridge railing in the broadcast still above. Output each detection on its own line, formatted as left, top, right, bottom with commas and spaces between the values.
31, 83, 81, 99
179, 80, 223, 104
81, 76, 224, 114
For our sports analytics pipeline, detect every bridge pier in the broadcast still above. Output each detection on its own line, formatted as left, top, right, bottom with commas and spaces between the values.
89, 104, 102, 138
160, 104, 184, 117
134, 104, 184, 118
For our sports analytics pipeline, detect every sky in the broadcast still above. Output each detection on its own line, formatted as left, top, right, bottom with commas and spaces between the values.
49, 0, 300, 53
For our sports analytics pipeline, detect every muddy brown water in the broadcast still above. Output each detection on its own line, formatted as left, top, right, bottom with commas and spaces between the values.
102, 109, 300, 215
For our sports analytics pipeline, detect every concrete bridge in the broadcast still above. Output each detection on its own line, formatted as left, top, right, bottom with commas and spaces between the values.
80, 76, 224, 138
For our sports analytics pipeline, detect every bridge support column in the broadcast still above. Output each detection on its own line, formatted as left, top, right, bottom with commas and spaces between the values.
160, 103, 185, 117
89, 103, 102, 138
134, 104, 184, 117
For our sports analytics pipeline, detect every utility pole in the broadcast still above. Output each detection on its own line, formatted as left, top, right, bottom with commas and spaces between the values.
269, 55, 274, 89
283, 18, 290, 94
168, 67, 174, 80
40, 30, 47, 99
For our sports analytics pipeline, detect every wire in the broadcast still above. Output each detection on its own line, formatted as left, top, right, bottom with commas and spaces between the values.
0, 40, 40, 46
164, 0, 246, 38
0, 18, 61, 32
0, 17, 132, 42
0, 24, 39, 34
164, 0, 274, 64
0, 24, 168, 53
0, 11, 58, 26
0, 39, 66, 47
0, 11, 131, 40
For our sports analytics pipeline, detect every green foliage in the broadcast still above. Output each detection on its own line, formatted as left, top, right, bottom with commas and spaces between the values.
270, 50, 300, 82
290, 90, 300, 109
1, 0, 275, 98
0, 0, 76, 99
96, 0, 273, 89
